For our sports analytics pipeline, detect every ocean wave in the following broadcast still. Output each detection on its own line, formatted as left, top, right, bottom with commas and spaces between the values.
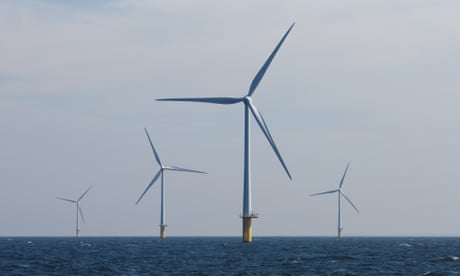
431, 255, 460, 263
422, 271, 445, 276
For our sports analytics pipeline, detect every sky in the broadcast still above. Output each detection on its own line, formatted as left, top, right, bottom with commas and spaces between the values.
1, 0, 460, 237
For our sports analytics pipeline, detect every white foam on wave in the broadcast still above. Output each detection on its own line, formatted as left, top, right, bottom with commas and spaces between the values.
79, 242, 92, 247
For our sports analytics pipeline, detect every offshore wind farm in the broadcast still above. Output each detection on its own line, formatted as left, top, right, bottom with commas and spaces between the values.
3, 0, 460, 274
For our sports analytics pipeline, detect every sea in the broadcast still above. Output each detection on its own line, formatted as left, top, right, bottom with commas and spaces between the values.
1, 237, 459, 275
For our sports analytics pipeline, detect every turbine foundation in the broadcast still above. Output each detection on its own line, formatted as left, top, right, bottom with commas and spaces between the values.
242, 214, 258, 243
338, 228, 342, 239
160, 224, 167, 239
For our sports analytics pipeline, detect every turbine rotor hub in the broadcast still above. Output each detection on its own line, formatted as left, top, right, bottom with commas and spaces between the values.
243, 96, 252, 104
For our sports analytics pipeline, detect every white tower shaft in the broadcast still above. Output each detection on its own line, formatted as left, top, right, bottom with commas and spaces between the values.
75, 204, 79, 238
242, 103, 255, 243
160, 170, 167, 239
160, 171, 165, 226
243, 104, 251, 216
338, 191, 342, 239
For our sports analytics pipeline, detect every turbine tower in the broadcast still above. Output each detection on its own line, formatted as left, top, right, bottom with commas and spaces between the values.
157, 23, 294, 242
310, 162, 359, 239
56, 186, 92, 238
136, 128, 207, 239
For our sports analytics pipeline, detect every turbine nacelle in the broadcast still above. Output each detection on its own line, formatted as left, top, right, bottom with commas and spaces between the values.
243, 96, 253, 105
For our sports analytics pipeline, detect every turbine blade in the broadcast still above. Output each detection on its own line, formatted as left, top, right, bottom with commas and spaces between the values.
247, 23, 295, 97
56, 197, 76, 203
339, 162, 350, 188
78, 204, 85, 223
136, 170, 162, 205
78, 186, 93, 202
166, 166, 207, 174
248, 102, 292, 179
340, 191, 359, 213
310, 189, 338, 196
144, 128, 162, 167
156, 97, 242, 105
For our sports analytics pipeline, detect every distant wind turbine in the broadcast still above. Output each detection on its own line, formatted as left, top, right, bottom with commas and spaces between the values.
137, 128, 207, 239
310, 162, 359, 239
157, 23, 294, 242
56, 186, 92, 238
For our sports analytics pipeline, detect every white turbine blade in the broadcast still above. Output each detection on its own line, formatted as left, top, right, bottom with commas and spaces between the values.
56, 197, 76, 203
136, 170, 162, 205
340, 191, 359, 213
247, 23, 295, 97
310, 189, 338, 196
258, 107, 282, 155
144, 128, 162, 167
156, 97, 242, 105
78, 204, 85, 223
339, 162, 350, 189
78, 186, 93, 202
248, 102, 292, 179
166, 166, 207, 174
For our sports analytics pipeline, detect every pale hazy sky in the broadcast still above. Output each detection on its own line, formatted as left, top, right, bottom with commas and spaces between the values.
1, 0, 460, 237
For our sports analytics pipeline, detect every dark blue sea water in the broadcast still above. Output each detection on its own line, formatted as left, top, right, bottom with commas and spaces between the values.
1, 237, 459, 275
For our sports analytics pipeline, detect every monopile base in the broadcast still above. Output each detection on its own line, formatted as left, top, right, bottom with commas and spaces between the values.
160, 224, 167, 239
242, 214, 259, 243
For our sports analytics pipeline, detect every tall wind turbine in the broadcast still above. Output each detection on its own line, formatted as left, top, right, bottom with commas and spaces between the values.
137, 128, 207, 239
310, 163, 359, 239
157, 23, 294, 242
56, 186, 92, 238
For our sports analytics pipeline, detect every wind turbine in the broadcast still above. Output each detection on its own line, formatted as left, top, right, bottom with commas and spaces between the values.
310, 163, 359, 239
56, 186, 92, 238
136, 128, 207, 239
157, 23, 294, 242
